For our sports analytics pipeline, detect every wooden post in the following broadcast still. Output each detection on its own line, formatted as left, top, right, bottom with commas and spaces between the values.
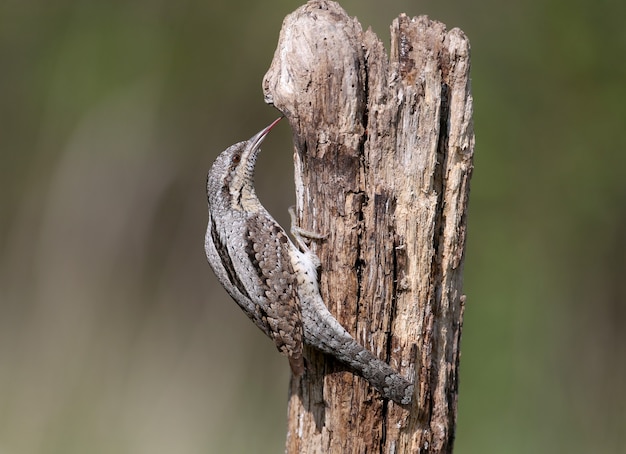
263, 1, 474, 452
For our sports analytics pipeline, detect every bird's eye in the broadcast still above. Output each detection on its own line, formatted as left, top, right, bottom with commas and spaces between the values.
232, 154, 241, 164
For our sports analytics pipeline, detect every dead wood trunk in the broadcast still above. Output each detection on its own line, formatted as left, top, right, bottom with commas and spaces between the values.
263, 1, 474, 452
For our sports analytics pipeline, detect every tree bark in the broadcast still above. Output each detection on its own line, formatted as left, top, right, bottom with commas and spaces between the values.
263, 1, 474, 452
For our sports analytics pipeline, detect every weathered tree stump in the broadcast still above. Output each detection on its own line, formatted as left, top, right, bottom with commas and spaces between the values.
263, 1, 474, 452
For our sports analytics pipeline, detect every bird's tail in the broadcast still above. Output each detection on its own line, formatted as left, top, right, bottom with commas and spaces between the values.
302, 296, 414, 405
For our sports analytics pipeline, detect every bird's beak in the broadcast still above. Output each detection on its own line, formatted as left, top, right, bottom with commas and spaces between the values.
249, 116, 283, 152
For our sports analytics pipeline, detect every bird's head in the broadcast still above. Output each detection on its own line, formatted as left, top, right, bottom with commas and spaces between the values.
207, 117, 282, 210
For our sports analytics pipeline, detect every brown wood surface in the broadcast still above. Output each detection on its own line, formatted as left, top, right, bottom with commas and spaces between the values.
263, 1, 474, 452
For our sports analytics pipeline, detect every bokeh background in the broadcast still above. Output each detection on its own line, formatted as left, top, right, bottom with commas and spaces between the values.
1, 0, 624, 453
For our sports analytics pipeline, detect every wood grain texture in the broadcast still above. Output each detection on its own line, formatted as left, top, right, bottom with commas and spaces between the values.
263, 1, 474, 452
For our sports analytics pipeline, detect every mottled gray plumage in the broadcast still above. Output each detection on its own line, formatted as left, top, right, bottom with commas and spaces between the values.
204, 118, 413, 404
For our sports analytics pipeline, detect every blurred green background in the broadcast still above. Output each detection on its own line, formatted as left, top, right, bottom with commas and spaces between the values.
1, 0, 624, 453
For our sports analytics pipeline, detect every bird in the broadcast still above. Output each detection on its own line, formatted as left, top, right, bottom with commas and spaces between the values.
205, 117, 413, 404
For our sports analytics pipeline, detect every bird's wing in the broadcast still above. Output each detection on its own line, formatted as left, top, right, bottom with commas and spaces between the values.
243, 211, 305, 376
